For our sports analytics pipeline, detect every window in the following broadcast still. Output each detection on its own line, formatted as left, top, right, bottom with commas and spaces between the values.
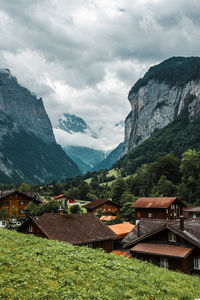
171, 204, 174, 209
2, 221, 6, 226
193, 257, 200, 270
83, 243, 92, 248
168, 232, 176, 242
2, 201, 8, 206
166, 209, 168, 214
148, 213, 152, 218
28, 225, 33, 233
160, 257, 168, 269
20, 201, 24, 205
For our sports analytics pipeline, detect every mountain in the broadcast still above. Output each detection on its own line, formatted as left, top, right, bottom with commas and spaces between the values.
93, 142, 124, 171
114, 56, 200, 174
55, 113, 107, 173
64, 146, 106, 173
57, 113, 89, 134
0, 69, 81, 184
122, 56, 200, 156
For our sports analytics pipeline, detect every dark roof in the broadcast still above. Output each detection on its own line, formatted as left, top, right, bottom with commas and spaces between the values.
123, 218, 200, 248
131, 243, 193, 258
184, 207, 200, 213
0, 190, 42, 203
122, 219, 175, 246
19, 213, 117, 244
131, 197, 178, 209
83, 199, 121, 209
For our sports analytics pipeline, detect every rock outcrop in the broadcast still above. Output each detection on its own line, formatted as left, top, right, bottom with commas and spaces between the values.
0, 69, 81, 184
122, 57, 200, 155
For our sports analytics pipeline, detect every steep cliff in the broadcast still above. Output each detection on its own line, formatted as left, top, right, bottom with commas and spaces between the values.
0, 69, 81, 184
123, 57, 200, 155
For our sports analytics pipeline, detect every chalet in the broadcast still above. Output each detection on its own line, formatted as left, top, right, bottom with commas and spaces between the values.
183, 207, 200, 219
109, 222, 134, 249
83, 199, 121, 215
0, 190, 42, 224
131, 197, 184, 223
54, 195, 74, 204
18, 212, 117, 252
122, 218, 200, 274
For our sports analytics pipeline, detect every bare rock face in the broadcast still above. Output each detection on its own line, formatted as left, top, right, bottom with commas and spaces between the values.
122, 57, 200, 156
0, 69, 55, 144
0, 69, 81, 183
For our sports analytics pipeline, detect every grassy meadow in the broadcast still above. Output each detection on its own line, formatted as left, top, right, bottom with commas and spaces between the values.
0, 228, 200, 299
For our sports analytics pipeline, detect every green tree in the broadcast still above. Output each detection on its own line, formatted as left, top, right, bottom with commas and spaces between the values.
151, 175, 176, 196
19, 182, 32, 192
78, 182, 89, 200
70, 205, 82, 214
111, 177, 126, 203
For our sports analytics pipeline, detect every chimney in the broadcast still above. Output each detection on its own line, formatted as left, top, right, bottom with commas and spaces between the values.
137, 223, 140, 238
180, 215, 184, 230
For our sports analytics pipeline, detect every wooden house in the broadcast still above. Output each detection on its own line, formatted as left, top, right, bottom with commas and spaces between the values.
131, 197, 184, 223
83, 199, 121, 215
122, 218, 200, 274
109, 222, 134, 249
0, 190, 42, 221
183, 207, 200, 219
18, 212, 117, 252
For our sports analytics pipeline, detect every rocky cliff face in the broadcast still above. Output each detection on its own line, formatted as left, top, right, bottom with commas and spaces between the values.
122, 57, 200, 155
0, 69, 55, 144
0, 69, 81, 184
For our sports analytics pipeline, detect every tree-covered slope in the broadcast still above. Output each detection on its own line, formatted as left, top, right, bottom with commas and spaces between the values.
0, 229, 200, 299
0, 129, 81, 184
115, 115, 200, 175
93, 142, 124, 171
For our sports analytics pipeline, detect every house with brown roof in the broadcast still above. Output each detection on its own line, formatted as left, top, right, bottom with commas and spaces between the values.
109, 222, 135, 249
0, 190, 42, 226
131, 197, 184, 223
83, 199, 121, 215
122, 218, 200, 274
18, 212, 117, 252
184, 207, 200, 219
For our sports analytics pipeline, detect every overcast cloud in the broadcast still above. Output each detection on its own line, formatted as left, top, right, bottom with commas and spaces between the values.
0, 0, 200, 150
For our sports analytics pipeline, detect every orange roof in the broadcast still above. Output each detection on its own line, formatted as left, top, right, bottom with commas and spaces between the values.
54, 194, 65, 200
131, 197, 177, 209
111, 250, 131, 258
109, 222, 134, 238
131, 243, 193, 258
100, 216, 116, 221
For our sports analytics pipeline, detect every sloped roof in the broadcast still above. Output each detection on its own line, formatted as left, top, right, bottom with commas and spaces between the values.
54, 194, 65, 200
131, 243, 193, 258
0, 190, 42, 203
83, 199, 121, 209
184, 207, 200, 213
111, 250, 131, 258
123, 218, 200, 248
131, 197, 177, 208
19, 213, 117, 244
109, 222, 135, 238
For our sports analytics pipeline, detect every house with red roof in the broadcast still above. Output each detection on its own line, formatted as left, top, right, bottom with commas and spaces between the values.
131, 197, 184, 223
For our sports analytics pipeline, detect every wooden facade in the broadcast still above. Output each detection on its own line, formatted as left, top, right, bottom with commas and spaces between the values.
83, 199, 121, 216
130, 227, 200, 275
132, 198, 183, 223
0, 190, 42, 219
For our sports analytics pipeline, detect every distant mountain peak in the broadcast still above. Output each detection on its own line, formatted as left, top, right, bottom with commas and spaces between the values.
56, 113, 89, 134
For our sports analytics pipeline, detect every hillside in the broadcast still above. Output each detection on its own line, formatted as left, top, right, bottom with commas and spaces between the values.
0, 229, 200, 299
115, 115, 200, 175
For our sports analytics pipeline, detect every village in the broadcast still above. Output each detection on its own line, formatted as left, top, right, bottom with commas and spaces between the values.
0, 189, 200, 276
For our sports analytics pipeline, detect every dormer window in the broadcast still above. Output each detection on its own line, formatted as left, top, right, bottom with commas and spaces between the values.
168, 232, 176, 242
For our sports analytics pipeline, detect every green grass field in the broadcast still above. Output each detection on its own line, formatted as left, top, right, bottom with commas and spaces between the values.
0, 228, 200, 299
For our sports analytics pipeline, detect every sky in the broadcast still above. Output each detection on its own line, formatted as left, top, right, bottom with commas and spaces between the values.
0, 0, 200, 151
